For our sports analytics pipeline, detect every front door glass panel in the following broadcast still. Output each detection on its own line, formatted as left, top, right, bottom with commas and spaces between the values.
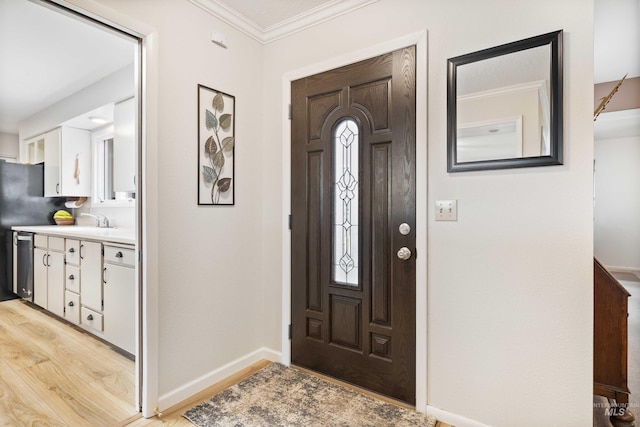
333, 119, 359, 286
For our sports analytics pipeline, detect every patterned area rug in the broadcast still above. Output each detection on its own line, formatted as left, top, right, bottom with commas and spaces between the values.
183, 363, 437, 427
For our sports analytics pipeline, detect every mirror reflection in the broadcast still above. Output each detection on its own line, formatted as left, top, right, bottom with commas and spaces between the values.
448, 30, 563, 172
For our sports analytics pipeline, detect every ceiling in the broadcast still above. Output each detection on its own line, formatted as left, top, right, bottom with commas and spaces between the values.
0, 0, 637, 136
215, 0, 336, 29
0, 0, 136, 134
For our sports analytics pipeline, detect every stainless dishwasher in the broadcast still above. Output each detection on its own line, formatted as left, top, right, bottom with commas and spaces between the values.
16, 232, 34, 301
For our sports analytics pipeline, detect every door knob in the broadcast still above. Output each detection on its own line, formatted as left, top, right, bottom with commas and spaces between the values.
397, 247, 412, 260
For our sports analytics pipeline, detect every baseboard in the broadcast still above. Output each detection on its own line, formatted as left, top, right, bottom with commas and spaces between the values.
158, 347, 282, 410
427, 405, 491, 427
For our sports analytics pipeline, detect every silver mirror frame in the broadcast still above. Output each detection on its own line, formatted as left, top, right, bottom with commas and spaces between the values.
447, 30, 563, 172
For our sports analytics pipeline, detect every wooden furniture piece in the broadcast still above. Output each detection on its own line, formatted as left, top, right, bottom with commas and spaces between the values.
594, 258, 635, 427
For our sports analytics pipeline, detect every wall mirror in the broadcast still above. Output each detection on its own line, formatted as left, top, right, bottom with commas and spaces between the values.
447, 30, 563, 172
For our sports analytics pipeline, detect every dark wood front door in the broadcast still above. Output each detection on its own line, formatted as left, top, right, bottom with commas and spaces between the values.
291, 47, 417, 404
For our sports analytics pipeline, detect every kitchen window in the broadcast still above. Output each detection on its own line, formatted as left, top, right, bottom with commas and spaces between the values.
92, 126, 133, 204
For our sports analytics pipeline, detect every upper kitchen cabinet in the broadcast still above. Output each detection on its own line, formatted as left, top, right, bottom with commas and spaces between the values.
44, 127, 92, 197
25, 134, 45, 164
113, 97, 136, 193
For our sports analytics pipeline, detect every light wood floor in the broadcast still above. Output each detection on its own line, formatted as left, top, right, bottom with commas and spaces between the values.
1, 299, 452, 426
0, 299, 137, 426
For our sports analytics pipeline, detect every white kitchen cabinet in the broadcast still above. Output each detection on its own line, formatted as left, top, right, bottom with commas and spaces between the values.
65, 265, 80, 294
65, 239, 80, 266
43, 129, 59, 196
33, 236, 65, 313
103, 245, 135, 354
25, 134, 45, 164
63, 239, 81, 324
113, 97, 136, 193
46, 252, 65, 317
80, 241, 102, 312
21, 230, 136, 352
64, 290, 80, 325
44, 127, 92, 197
33, 247, 47, 308
81, 306, 103, 333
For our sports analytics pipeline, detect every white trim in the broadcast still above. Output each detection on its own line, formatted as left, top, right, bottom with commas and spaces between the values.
458, 80, 546, 102
187, 0, 263, 42
457, 116, 524, 159
280, 30, 428, 412
186, 0, 380, 44
157, 348, 281, 410
139, 30, 160, 419
604, 265, 640, 277
426, 405, 492, 427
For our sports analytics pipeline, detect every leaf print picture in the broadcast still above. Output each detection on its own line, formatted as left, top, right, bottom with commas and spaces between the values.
198, 84, 235, 205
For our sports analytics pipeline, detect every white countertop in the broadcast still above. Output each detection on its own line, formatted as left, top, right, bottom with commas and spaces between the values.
12, 225, 135, 245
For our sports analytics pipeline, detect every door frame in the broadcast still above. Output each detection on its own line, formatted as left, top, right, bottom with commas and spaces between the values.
280, 30, 428, 412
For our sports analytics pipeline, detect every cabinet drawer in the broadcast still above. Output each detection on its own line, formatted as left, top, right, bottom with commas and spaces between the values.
104, 246, 135, 267
49, 237, 65, 252
34, 234, 48, 248
81, 306, 103, 332
64, 291, 80, 325
65, 265, 80, 293
65, 239, 80, 266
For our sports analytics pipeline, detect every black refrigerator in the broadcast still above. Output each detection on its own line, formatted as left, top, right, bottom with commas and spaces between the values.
0, 161, 64, 300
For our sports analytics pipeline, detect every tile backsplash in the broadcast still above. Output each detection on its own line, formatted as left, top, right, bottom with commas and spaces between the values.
72, 198, 136, 230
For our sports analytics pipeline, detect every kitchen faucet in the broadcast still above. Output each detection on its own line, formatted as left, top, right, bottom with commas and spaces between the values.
80, 212, 110, 228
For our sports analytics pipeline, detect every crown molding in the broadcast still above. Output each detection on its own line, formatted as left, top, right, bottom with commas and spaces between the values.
187, 0, 380, 44
457, 80, 546, 102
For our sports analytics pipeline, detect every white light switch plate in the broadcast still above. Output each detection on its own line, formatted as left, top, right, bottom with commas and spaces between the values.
435, 200, 457, 221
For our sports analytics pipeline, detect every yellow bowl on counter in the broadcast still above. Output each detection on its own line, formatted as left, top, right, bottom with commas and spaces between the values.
54, 218, 75, 226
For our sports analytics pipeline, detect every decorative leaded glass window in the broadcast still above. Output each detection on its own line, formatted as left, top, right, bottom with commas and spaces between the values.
333, 119, 359, 286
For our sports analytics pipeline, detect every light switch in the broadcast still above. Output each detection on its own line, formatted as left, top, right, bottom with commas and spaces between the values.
435, 200, 457, 221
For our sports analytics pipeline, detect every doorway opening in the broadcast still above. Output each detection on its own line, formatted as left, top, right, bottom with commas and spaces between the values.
0, 0, 144, 422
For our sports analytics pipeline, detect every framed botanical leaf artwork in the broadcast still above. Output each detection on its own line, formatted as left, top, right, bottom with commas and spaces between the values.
198, 84, 235, 205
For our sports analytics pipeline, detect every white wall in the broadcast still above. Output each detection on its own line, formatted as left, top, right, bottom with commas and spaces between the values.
66, 0, 267, 409
0, 132, 19, 160
458, 87, 541, 157
261, 1, 594, 426
55, 0, 593, 424
18, 64, 134, 153
595, 135, 640, 270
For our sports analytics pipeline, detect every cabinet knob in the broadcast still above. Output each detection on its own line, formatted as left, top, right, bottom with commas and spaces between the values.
68, 247, 75, 253
115, 251, 123, 258
68, 301, 74, 307
68, 274, 74, 280
87, 314, 94, 321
